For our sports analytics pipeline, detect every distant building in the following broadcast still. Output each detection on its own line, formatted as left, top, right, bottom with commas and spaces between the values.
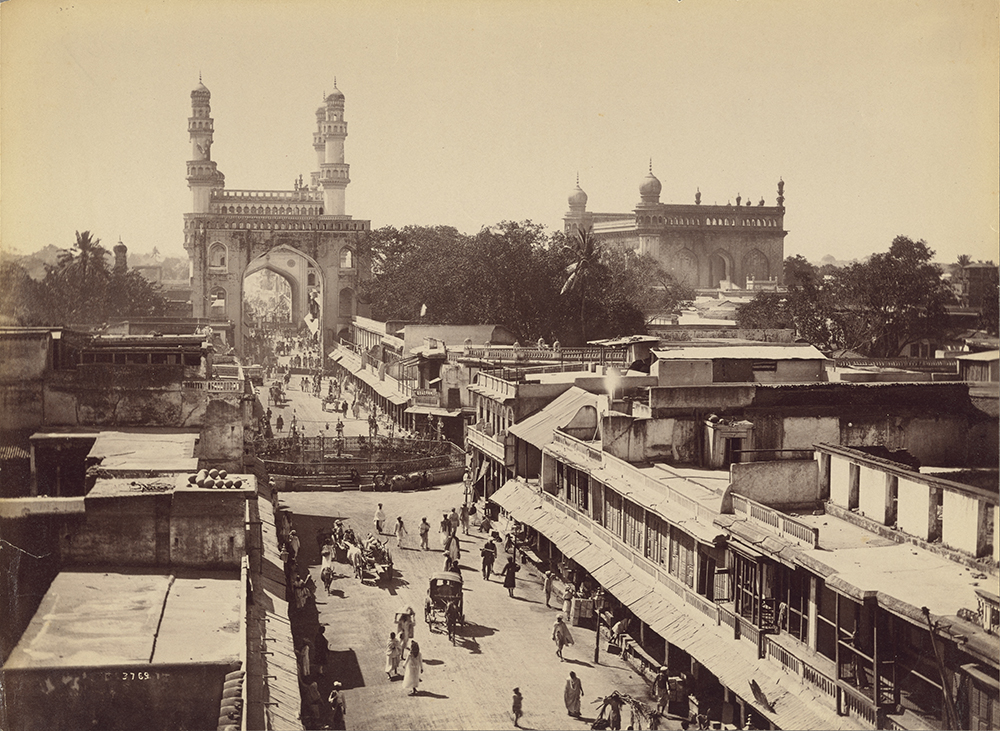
564, 169, 787, 289
957, 262, 999, 310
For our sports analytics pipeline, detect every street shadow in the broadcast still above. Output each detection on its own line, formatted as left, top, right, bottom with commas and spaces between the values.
327, 649, 365, 689
563, 657, 594, 669
415, 690, 449, 699
454, 635, 482, 654
458, 623, 496, 639
423, 658, 445, 666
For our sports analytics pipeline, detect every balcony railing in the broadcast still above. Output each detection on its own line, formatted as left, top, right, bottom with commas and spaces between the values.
552, 431, 603, 464
731, 493, 820, 548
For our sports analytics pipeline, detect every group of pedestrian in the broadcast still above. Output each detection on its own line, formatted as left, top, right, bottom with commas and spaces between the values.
383, 608, 424, 696
372, 503, 410, 549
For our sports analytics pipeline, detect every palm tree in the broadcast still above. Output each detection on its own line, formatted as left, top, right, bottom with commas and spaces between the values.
561, 225, 601, 344
58, 231, 107, 291
54, 231, 109, 321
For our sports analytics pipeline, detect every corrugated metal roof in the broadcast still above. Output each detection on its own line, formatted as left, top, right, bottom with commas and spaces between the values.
508, 387, 599, 448
653, 344, 828, 360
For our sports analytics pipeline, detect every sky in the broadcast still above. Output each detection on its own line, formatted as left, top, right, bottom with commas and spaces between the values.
2, 0, 997, 267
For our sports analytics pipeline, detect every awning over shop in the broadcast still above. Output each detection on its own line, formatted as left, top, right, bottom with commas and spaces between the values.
405, 406, 463, 418
508, 387, 599, 449
491, 478, 864, 731
351, 366, 409, 404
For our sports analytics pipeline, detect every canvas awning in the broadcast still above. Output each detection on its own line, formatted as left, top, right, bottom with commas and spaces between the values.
490, 478, 865, 731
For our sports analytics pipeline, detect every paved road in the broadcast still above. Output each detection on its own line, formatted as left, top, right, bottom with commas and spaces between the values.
271, 379, 677, 730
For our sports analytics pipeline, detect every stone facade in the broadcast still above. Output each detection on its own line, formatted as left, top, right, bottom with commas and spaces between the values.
564, 169, 787, 289
183, 80, 370, 356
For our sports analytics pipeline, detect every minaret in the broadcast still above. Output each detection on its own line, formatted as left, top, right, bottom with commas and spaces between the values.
187, 76, 224, 213
113, 239, 128, 275
315, 80, 351, 216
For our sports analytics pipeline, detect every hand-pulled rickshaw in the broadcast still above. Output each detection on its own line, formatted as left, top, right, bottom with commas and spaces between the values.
424, 571, 464, 636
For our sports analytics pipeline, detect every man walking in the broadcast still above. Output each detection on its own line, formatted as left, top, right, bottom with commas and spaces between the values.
418, 517, 430, 550
374, 504, 385, 535
552, 615, 575, 661
480, 539, 497, 580
543, 571, 555, 607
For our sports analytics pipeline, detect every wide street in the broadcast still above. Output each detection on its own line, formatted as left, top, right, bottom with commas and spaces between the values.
271, 377, 675, 730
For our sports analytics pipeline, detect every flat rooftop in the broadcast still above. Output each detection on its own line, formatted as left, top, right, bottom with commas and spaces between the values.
795, 513, 991, 618
3, 569, 241, 670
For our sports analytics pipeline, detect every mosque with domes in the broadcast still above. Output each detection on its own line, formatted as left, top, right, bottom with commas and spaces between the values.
564, 167, 787, 290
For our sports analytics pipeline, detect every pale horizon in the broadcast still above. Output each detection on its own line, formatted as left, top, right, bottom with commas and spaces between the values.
2, 0, 997, 267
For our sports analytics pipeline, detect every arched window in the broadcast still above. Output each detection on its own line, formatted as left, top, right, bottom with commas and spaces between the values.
339, 247, 355, 268
209, 242, 227, 268
308, 271, 317, 286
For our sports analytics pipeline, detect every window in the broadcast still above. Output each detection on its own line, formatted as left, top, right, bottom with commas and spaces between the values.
777, 566, 811, 642
669, 527, 696, 588
565, 467, 589, 513
624, 499, 644, 552
604, 488, 623, 540
732, 550, 759, 621
645, 513, 665, 566
209, 242, 226, 268
340, 247, 354, 268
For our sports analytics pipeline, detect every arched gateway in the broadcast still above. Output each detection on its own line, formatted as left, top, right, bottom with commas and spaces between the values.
183, 79, 370, 357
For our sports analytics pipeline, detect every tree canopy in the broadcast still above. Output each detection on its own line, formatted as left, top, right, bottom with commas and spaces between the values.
356, 221, 689, 345
0, 231, 168, 327
737, 237, 956, 357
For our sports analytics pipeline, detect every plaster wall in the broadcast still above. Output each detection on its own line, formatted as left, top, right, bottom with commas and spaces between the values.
830, 454, 853, 507
1, 662, 237, 731
781, 416, 840, 451
653, 360, 713, 387
649, 384, 756, 413
728, 459, 819, 507
941, 490, 988, 557
170, 490, 247, 569
0, 335, 50, 381
758, 360, 825, 384
0, 385, 44, 430
896, 476, 931, 540
199, 398, 246, 468
857, 465, 890, 523
63, 494, 166, 567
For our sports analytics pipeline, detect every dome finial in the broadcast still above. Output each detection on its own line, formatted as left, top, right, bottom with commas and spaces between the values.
576, 172, 580, 186
648, 158, 653, 174
199, 71, 202, 83
334, 76, 338, 88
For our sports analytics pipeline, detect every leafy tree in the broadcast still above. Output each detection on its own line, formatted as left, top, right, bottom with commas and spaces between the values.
739, 240, 954, 357
735, 291, 794, 330
0, 262, 48, 325
602, 247, 694, 323
830, 236, 954, 357
783, 255, 819, 288
33, 231, 167, 326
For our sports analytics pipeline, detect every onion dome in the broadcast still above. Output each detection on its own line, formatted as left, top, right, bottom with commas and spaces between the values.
639, 160, 661, 203
326, 79, 345, 104
568, 175, 588, 208
192, 74, 210, 99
